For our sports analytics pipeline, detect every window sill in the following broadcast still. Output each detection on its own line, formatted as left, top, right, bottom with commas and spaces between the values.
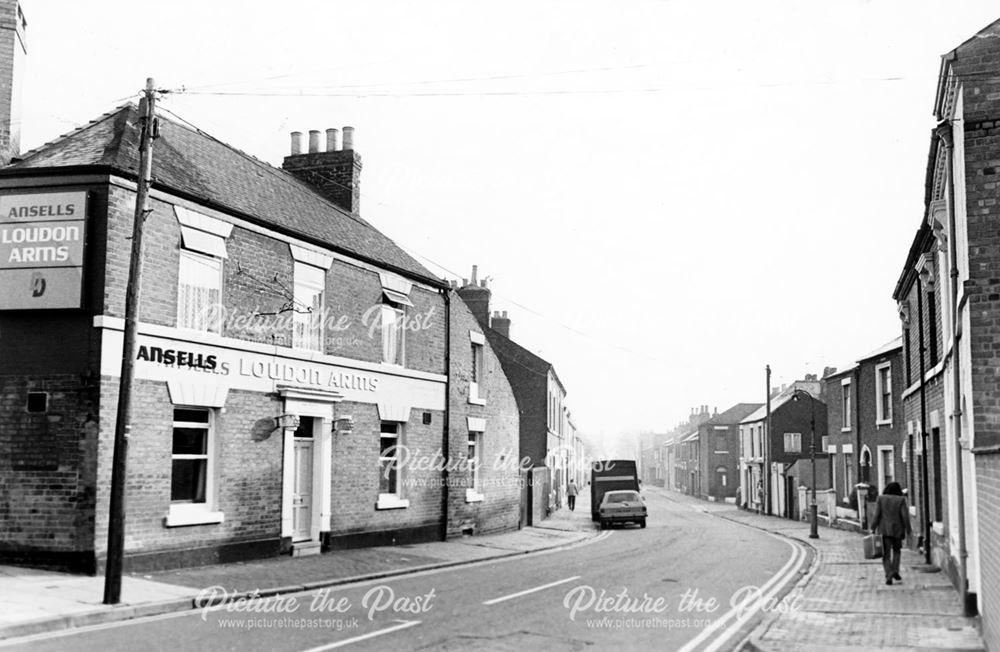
465, 489, 484, 503
468, 396, 486, 406
876, 420, 893, 428
376, 495, 410, 510
841, 427, 852, 432
165, 506, 225, 527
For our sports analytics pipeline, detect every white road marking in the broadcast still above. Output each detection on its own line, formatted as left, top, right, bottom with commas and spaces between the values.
297, 619, 421, 651
676, 533, 806, 652
482, 575, 583, 606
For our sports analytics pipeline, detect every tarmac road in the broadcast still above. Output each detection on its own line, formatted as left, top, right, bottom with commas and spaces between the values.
2, 488, 806, 652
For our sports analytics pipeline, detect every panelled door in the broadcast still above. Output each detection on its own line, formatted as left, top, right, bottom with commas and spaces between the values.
292, 417, 314, 542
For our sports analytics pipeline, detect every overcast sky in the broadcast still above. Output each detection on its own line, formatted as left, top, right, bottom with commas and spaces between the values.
17, 1, 1000, 448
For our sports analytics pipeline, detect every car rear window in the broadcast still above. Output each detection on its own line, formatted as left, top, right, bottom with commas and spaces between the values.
606, 492, 640, 503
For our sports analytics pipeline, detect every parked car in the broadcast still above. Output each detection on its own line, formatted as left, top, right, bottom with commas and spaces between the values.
598, 490, 646, 529
590, 459, 639, 522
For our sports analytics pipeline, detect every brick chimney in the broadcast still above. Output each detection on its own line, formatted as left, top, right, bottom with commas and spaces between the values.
491, 310, 511, 339
282, 126, 361, 215
455, 265, 491, 328
0, 1, 25, 166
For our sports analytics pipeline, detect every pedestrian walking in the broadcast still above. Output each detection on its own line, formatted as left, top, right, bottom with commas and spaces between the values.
567, 480, 578, 511
869, 481, 912, 586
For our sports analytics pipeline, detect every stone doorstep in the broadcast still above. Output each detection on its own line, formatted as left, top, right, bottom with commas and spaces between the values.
291, 541, 322, 557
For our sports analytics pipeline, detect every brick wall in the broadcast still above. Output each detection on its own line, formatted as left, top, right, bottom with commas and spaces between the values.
94, 379, 284, 567
328, 402, 443, 543
446, 294, 520, 537
0, 374, 98, 570
975, 453, 1000, 650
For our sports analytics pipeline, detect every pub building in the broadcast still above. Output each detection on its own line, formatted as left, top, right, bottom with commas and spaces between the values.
0, 106, 519, 573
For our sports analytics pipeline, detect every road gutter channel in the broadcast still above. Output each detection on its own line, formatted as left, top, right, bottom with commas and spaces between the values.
0, 528, 608, 644
706, 511, 819, 652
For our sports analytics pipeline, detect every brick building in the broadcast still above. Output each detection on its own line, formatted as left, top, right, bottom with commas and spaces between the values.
697, 403, 762, 502
0, 106, 521, 572
446, 295, 521, 538
823, 338, 905, 521
890, 16, 1000, 639
738, 382, 828, 519
456, 271, 570, 524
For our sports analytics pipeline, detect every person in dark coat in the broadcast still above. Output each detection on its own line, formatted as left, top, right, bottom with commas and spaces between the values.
869, 482, 912, 585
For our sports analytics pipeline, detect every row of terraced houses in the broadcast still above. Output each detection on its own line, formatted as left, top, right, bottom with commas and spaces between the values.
0, 0, 583, 575
639, 18, 1000, 648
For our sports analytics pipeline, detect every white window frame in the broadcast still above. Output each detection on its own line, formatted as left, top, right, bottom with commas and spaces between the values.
380, 303, 406, 366
783, 432, 802, 454
875, 362, 892, 425
377, 421, 409, 509
177, 248, 223, 334
469, 331, 486, 405
166, 406, 223, 527
841, 378, 852, 431
466, 429, 484, 503
292, 261, 325, 352
877, 445, 895, 493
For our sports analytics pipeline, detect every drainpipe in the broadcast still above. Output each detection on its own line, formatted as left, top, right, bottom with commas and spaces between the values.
937, 123, 973, 615
440, 288, 451, 541
916, 277, 932, 566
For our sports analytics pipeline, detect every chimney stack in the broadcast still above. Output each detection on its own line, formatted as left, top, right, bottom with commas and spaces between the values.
455, 266, 491, 328
0, 1, 25, 165
491, 310, 511, 339
283, 125, 362, 215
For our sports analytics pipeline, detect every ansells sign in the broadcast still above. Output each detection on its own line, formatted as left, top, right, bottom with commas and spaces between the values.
0, 191, 88, 309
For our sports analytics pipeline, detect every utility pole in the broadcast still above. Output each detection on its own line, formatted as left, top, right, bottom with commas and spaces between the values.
764, 365, 771, 515
104, 78, 158, 605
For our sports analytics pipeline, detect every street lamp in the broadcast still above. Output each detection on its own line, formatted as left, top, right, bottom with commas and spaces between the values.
791, 389, 820, 539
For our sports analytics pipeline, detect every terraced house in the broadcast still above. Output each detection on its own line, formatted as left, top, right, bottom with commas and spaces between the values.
0, 106, 519, 573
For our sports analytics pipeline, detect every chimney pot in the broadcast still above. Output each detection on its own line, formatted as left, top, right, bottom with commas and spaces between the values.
462, 278, 468, 287
502, 310, 508, 318
480, 280, 487, 288
471, 265, 478, 285
326, 128, 341, 152
290, 131, 303, 155
308, 130, 321, 153
342, 126, 355, 150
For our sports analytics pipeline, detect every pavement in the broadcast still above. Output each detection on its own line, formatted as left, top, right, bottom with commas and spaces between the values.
672, 492, 985, 651
0, 496, 598, 643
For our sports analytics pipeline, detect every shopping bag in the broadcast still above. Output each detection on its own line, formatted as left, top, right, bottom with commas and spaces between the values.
863, 533, 883, 559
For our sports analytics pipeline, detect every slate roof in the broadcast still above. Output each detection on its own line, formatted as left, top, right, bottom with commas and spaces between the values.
703, 403, 764, 427
4, 104, 441, 284
857, 335, 903, 363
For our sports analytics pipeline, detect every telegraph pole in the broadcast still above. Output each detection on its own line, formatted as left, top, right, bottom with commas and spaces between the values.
764, 364, 771, 515
104, 78, 158, 605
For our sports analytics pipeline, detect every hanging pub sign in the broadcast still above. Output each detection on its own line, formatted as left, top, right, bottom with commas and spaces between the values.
0, 191, 88, 309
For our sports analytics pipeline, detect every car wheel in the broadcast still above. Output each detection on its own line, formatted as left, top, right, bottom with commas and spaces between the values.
599, 520, 607, 530
640, 518, 647, 528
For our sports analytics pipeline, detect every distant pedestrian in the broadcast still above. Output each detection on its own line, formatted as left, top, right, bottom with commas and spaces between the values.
755, 480, 763, 514
567, 480, 578, 511
870, 482, 912, 586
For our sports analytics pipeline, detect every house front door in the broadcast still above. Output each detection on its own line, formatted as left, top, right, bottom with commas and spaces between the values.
292, 427, 314, 542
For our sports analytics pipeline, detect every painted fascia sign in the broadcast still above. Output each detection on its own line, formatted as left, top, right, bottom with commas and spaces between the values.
0, 191, 88, 309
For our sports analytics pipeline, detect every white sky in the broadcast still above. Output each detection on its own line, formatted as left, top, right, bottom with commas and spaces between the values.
17, 1, 1000, 446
